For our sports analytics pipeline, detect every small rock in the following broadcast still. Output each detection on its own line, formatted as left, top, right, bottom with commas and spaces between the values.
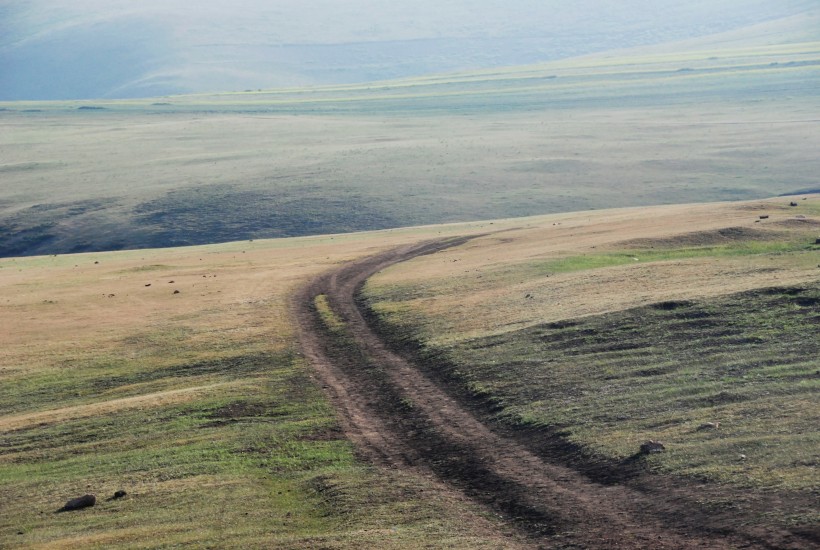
173, 290, 181, 295
740, 454, 747, 460
697, 422, 720, 431
145, 284, 151, 287
759, 215, 769, 220
640, 440, 665, 454
789, 201, 798, 207
59, 494, 96, 512
112, 490, 127, 500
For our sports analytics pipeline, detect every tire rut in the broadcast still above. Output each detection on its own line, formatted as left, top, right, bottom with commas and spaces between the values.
292, 237, 797, 549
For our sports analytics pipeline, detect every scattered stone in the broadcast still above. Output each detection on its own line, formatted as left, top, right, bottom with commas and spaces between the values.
94, 261, 99, 264
145, 284, 151, 287
739, 454, 747, 460
173, 290, 181, 294
112, 490, 127, 499
759, 215, 769, 219
168, 280, 175, 283
640, 440, 665, 454
789, 201, 798, 207
697, 422, 720, 431
58, 494, 96, 512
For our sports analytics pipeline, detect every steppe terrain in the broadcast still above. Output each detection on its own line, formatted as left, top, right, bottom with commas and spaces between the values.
1, 7, 818, 547
1, 196, 817, 548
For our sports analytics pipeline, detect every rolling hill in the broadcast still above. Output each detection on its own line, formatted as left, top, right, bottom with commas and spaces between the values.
1, 196, 817, 547
2, 4, 819, 548
1, 0, 816, 100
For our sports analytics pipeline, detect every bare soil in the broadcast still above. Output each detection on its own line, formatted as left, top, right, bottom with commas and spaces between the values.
293, 237, 817, 549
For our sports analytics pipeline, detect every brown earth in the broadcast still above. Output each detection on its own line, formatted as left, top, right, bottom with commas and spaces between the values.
293, 236, 816, 549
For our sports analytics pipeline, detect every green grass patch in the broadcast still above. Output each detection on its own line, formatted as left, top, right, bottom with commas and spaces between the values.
0, 331, 503, 547
314, 294, 346, 334
533, 240, 815, 275
370, 235, 819, 303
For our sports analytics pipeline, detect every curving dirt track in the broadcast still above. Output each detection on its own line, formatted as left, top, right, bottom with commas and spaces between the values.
292, 237, 811, 549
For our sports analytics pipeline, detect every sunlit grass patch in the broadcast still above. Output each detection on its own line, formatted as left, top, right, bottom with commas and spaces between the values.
314, 294, 345, 334
534, 239, 815, 274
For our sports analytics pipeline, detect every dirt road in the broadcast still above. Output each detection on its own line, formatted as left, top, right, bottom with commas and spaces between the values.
292, 237, 808, 548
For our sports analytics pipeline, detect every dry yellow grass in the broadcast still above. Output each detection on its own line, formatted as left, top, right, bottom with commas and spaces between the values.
0, 220, 519, 549
372, 197, 820, 344
2, 196, 817, 547
0, 382, 245, 432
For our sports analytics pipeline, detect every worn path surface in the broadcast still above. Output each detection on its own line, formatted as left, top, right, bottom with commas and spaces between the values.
292, 237, 807, 549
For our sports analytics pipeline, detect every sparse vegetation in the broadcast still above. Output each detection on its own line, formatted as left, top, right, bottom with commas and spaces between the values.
1, 5, 818, 543
0, 227, 513, 548
363, 197, 820, 530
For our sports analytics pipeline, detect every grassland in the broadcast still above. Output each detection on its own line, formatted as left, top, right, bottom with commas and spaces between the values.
0, 222, 523, 549
363, 196, 820, 529
2, 13, 819, 544
2, 197, 818, 547
1, 33, 819, 257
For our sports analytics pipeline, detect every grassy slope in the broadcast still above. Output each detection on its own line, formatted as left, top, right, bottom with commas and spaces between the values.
2, 197, 818, 546
0, 221, 521, 549
363, 196, 820, 528
1, 24, 819, 257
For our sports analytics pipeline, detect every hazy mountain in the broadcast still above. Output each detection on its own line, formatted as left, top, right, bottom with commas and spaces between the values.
1, 0, 816, 100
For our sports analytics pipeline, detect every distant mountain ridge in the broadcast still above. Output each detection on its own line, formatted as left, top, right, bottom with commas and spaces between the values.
1, 0, 816, 100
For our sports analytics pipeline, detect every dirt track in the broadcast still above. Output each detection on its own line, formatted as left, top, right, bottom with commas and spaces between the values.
292, 237, 809, 549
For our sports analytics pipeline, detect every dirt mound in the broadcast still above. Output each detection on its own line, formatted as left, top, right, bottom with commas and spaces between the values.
619, 226, 780, 249
773, 218, 820, 229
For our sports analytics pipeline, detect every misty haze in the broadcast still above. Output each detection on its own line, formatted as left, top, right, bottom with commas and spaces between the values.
1, 0, 814, 99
